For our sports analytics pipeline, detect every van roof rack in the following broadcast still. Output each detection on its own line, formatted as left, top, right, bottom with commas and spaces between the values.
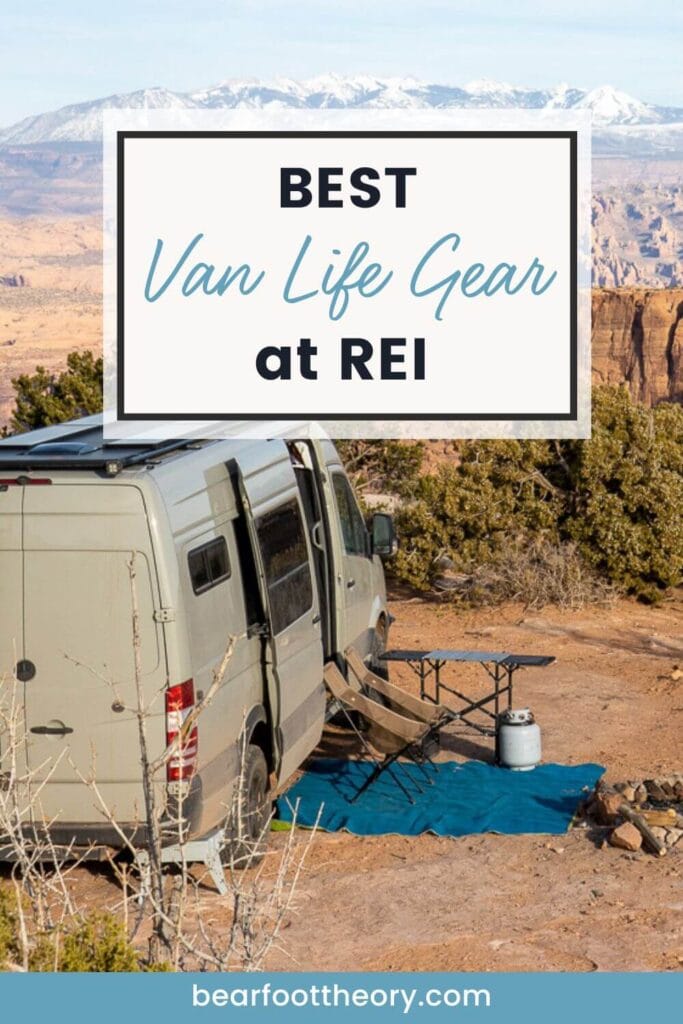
0, 416, 207, 475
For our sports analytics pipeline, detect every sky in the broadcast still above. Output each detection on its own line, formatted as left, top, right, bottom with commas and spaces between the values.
1, 1, 682, 127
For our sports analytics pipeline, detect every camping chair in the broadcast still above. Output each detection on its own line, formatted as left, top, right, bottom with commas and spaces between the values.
323, 655, 456, 804
344, 647, 453, 736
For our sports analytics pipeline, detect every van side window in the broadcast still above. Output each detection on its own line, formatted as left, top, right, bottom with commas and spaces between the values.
188, 536, 231, 595
256, 499, 313, 634
332, 474, 368, 557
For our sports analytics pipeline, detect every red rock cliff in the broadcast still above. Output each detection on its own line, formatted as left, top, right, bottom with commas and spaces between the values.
592, 289, 683, 405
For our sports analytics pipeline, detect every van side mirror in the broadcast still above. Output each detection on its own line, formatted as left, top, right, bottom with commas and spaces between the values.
371, 512, 398, 559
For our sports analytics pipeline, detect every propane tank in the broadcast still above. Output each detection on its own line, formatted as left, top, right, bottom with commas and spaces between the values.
498, 708, 541, 771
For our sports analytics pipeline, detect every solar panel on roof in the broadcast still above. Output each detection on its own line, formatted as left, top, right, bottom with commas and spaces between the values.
0, 419, 201, 473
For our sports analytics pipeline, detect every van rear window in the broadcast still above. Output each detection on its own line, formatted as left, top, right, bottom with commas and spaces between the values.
188, 536, 231, 595
256, 499, 313, 634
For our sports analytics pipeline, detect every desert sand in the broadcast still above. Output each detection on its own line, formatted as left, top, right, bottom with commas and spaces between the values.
0, 217, 101, 425
2, 216, 683, 430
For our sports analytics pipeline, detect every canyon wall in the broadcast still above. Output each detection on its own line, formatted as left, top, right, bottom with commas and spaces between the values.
592, 289, 683, 405
1, 223, 682, 428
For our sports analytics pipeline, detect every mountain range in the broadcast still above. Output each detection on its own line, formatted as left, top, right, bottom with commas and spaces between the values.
2, 76, 683, 156
1, 76, 682, 287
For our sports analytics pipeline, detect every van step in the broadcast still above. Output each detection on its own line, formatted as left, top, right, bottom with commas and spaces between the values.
136, 828, 228, 897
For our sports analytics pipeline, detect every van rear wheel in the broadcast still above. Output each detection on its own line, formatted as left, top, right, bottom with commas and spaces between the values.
222, 744, 271, 868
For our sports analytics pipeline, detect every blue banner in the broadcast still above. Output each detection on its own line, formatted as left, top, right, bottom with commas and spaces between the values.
0, 971, 680, 1022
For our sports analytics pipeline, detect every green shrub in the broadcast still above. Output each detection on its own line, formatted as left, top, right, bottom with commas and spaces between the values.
335, 439, 425, 498
563, 388, 683, 602
29, 913, 143, 973
375, 388, 683, 603
392, 451, 562, 593
0, 888, 21, 969
0, 892, 162, 972
8, 350, 103, 435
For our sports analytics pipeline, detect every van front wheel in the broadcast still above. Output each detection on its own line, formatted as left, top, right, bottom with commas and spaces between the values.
370, 618, 389, 681
222, 744, 271, 868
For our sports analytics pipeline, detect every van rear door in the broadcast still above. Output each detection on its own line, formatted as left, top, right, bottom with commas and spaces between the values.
236, 451, 325, 784
0, 483, 26, 774
20, 482, 167, 825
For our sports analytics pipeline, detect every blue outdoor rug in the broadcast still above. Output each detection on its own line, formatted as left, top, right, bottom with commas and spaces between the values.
276, 758, 604, 837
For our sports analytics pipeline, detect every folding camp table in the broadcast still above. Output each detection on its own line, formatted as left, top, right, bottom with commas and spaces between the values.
379, 649, 555, 753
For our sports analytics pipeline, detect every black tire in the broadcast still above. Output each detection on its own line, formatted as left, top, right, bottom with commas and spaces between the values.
222, 744, 271, 868
369, 617, 390, 682
353, 619, 391, 718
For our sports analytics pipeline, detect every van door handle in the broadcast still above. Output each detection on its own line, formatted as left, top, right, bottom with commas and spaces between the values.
311, 522, 325, 552
347, 578, 356, 589
30, 724, 73, 737
312, 614, 321, 625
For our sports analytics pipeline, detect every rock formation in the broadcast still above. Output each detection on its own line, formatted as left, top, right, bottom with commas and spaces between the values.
592, 289, 683, 405
592, 186, 683, 289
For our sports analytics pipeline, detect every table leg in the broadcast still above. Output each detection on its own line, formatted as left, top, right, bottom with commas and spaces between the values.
435, 660, 447, 704
494, 665, 501, 764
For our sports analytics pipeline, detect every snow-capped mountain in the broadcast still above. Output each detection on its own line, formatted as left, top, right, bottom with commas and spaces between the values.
1, 77, 682, 152
0, 87, 196, 145
573, 85, 658, 125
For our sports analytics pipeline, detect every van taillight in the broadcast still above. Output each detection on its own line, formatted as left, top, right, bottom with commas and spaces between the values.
0, 478, 52, 486
165, 679, 198, 782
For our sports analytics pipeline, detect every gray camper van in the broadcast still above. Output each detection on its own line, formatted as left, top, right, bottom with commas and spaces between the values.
0, 416, 395, 853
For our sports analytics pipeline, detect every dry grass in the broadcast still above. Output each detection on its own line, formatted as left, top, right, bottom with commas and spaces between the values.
434, 537, 616, 610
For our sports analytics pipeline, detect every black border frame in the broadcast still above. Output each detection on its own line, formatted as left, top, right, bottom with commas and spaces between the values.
116, 130, 578, 422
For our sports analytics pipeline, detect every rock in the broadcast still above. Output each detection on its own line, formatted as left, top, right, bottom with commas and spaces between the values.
634, 783, 648, 805
593, 790, 624, 825
674, 781, 683, 801
644, 779, 668, 802
649, 826, 669, 845
610, 823, 642, 852
659, 779, 675, 799
665, 828, 683, 848
621, 785, 637, 803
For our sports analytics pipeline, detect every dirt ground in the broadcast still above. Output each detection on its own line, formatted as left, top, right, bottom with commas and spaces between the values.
33, 594, 682, 973
261, 596, 683, 972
